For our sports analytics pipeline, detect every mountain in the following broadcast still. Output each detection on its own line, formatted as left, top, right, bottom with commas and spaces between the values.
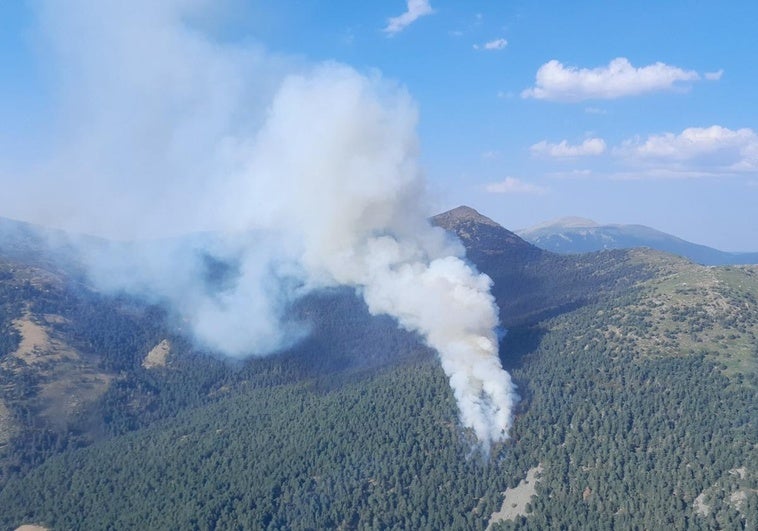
0, 216, 104, 277
433, 206, 657, 328
432, 205, 540, 256
518, 217, 758, 266
0, 209, 756, 529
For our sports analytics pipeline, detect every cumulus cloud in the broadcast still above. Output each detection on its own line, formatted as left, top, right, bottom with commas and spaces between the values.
705, 69, 724, 81
531, 138, 606, 157
546, 126, 758, 180
617, 125, 758, 173
474, 38, 507, 51
384, 0, 434, 35
485, 177, 548, 195
521, 57, 701, 101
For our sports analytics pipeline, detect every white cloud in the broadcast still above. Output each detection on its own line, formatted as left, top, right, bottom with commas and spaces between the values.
617, 126, 758, 173
538, 126, 758, 181
486, 177, 548, 195
384, 0, 434, 35
531, 138, 606, 157
616, 125, 758, 172
521, 57, 700, 101
474, 38, 507, 51
705, 69, 724, 81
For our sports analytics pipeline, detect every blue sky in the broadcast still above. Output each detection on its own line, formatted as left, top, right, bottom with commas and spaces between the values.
2, 1, 757, 251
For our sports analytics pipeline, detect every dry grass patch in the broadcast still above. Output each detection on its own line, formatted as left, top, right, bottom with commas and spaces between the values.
143, 339, 171, 369
487, 464, 543, 529
11, 311, 78, 365
3, 308, 114, 430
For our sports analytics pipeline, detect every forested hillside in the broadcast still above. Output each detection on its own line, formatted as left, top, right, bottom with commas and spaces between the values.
0, 210, 756, 529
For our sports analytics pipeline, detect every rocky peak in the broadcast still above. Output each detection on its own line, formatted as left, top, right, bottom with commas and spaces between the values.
431, 206, 501, 231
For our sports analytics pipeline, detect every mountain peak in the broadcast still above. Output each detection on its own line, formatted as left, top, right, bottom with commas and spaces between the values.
522, 217, 599, 233
431, 206, 501, 230
432, 206, 541, 257
552, 216, 599, 228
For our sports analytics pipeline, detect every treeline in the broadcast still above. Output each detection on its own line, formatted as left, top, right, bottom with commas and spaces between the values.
496, 297, 757, 529
0, 360, 523, 530
0, 275, 434, 480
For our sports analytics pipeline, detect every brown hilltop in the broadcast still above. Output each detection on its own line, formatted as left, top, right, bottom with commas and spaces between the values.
432, 206, 540, 256
431, 205, 502, 229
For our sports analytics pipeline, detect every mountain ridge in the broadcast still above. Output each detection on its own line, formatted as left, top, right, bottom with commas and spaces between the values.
431, 206, 541, 258
0, 205, 756, 529
518, 216, 758, 266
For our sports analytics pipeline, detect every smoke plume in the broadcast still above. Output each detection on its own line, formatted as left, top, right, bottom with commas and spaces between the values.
6, 0, 517, 444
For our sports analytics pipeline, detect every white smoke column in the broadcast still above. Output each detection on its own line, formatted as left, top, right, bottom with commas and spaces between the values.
224, 66, 519, 444
360, 253, 517, 443
16, 1, 518, 444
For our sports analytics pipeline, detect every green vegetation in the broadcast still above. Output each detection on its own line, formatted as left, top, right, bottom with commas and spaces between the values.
1, 360, 513, 530
591, 255, 758, 378
497, 304, 757, 529
0, 224, 756, 529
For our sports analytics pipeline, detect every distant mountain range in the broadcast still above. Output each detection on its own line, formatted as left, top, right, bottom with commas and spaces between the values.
517, 217, 758, 266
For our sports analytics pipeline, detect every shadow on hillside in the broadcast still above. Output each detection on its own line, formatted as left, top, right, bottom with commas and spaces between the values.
499, 325, 547, 372
277, 288, 433, 392
500, 299, 585, 330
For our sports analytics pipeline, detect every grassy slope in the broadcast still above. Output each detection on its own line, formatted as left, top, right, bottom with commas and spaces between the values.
605, 251, 758, 378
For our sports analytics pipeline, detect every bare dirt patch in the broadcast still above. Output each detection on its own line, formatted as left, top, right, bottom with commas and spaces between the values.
143, 339, 171, 369
693, 492, 710, 516
4, 309, 113, 430
487, 464, 543, 529
11, 311, 79, 365
693, 466, 756, 519
730, 490, 748, 511
43, 313, 68, 325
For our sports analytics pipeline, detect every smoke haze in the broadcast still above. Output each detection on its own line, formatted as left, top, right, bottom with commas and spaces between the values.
3, 0, 517, 445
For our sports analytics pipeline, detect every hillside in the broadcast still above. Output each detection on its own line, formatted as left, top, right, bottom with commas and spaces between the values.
433, 206, 658, 328
518, 217, 758, 266
432, 206, 539, 257
0, 216, 98, 278
0, 210, 756, 529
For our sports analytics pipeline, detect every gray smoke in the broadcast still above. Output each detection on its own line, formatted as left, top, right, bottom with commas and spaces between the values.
6, 0, 518, 445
